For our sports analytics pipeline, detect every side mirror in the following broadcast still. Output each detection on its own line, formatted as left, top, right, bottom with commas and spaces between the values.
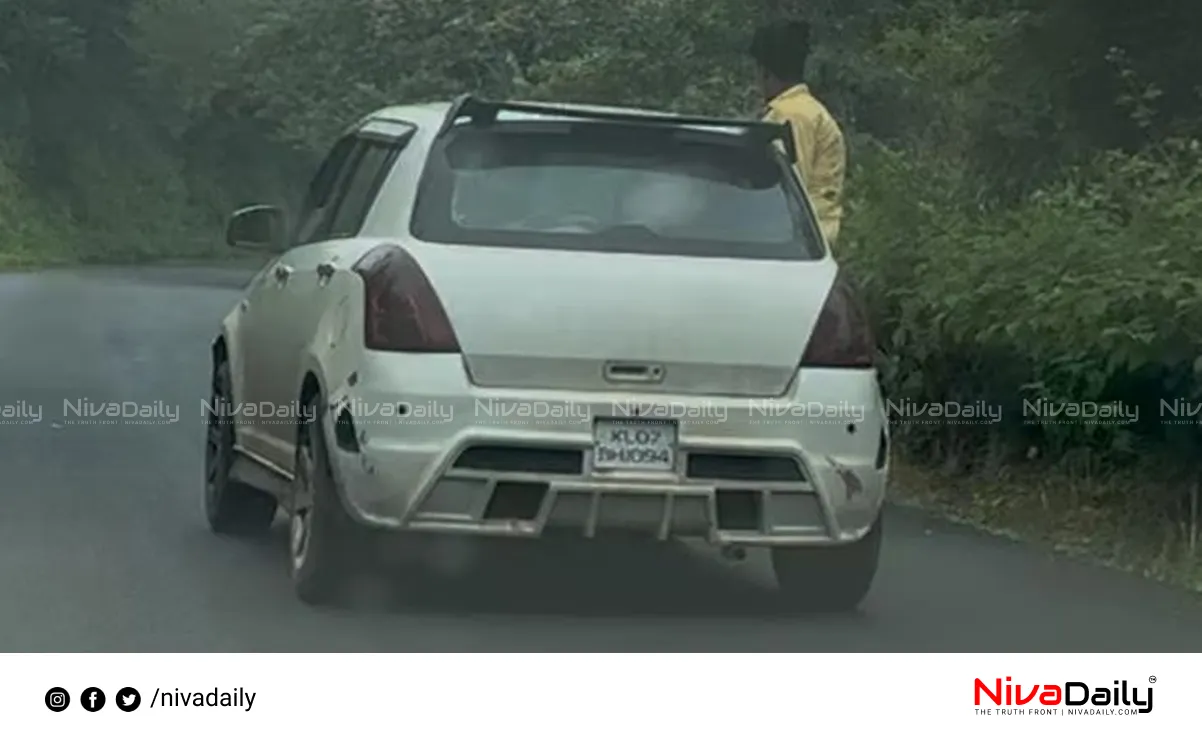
226, 205, 287, 252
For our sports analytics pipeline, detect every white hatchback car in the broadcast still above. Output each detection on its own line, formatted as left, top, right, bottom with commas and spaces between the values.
205, 95, 890, 609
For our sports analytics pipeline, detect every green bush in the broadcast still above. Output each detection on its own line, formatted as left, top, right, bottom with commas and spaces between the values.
842, 137, 1202, 472
0, 142, 74, 267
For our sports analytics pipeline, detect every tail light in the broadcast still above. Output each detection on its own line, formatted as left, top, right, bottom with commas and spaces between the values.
353, 243, 460, 352
800, 270, 875, 368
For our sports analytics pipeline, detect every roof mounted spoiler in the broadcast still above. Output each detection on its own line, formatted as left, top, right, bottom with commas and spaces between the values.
435, 94, 797, 162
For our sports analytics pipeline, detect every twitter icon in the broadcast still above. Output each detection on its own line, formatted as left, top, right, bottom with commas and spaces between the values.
116, 687, 141, 712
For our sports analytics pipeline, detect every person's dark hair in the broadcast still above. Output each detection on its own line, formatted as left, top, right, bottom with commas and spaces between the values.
749, 20, 812, 83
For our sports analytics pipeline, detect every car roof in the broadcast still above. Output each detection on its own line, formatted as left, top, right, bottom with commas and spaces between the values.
364, 100, 746, 135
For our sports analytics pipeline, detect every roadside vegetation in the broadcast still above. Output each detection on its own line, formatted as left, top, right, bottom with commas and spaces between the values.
2, 0, 1200, 584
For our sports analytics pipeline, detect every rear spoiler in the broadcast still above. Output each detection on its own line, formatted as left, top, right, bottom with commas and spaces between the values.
434, 94, 797, 163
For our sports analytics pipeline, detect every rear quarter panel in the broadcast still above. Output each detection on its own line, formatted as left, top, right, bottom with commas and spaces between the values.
300, 261, 368, 420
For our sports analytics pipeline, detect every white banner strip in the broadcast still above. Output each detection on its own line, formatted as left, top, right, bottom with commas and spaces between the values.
4, 653, 1187, 740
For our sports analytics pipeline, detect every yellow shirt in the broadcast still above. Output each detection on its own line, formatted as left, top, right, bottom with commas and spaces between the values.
762, 84, 846, 247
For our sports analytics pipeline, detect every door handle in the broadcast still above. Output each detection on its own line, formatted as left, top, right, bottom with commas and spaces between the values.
273, 264, 293, 283
603, 361, 665, 383
316, 261, 335, 281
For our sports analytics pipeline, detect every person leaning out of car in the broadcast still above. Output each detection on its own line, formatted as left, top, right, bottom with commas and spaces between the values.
750, 19, 846, 248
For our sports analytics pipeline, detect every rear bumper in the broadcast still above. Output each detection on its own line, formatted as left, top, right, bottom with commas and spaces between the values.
324, 355, 889, 547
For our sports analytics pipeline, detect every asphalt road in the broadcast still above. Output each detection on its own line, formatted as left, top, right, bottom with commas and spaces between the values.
3, 265, 1202, 652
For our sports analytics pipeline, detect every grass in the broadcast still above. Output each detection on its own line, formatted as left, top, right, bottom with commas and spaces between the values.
0, 250, 262, 272
0, 236, 263, 272
890, 455, 1202, 592
0, 253, 76, 271
0, 161, 266, 272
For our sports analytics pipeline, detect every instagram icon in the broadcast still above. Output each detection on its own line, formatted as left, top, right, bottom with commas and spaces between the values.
45, 687, 70, 711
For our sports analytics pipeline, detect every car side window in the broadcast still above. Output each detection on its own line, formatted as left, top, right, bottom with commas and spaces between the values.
324, 138, 405, 239
293, 135, 358, 246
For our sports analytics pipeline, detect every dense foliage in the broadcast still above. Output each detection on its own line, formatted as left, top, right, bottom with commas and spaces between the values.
1, 0, 1200, 503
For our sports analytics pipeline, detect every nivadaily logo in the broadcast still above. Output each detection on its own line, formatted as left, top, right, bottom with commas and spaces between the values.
974, 676, 1153, 715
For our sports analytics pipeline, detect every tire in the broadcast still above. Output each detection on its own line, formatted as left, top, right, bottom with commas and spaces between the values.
771, 513, 883, 613
204, 360, 277, 535
289, 404, 365, 606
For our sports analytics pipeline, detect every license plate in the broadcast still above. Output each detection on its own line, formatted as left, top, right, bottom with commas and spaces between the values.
592, 418, 677, 472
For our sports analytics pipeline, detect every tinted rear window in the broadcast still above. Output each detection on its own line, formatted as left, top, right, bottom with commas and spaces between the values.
410, 123, 822, 260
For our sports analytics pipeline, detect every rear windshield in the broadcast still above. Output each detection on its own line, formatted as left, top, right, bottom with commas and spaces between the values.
410, 123, 823, 260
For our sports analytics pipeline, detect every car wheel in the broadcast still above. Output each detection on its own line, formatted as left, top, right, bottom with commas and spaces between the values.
771, 513, 883, 613
204, 360, 277, 535
289, 405, 363, 606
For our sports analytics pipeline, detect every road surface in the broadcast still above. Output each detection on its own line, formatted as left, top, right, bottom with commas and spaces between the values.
2, 266, 1201, 651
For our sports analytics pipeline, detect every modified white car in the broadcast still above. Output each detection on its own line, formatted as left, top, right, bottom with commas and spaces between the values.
205, 95, 890, 609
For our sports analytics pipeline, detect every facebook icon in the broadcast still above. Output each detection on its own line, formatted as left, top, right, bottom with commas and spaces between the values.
81, 687, 106, 712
